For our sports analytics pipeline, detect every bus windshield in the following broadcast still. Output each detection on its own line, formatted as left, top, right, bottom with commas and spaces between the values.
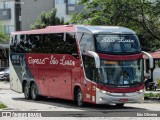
99, 59, 143, 86
95, 34, 141, 54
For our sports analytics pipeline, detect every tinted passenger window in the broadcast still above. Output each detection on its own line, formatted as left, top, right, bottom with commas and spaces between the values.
11, 33, 79, 58
31, 33, 65, 54
10, 35, 20, 53
64, 33, 79, 58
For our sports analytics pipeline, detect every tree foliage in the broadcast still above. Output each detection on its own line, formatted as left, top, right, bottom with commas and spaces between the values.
0, 27, 9, 43
31, 8, 64, 29
71, 0, 160, 51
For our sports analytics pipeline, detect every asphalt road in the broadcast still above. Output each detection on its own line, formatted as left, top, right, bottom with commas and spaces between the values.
0, 81, 160, 118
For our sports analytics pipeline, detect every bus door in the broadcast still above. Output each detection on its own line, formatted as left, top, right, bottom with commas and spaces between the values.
82, 55, 98, 102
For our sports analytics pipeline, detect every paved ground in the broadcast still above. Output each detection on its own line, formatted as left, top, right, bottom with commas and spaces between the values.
0, 81, 160, 119
145, 90, 160, 94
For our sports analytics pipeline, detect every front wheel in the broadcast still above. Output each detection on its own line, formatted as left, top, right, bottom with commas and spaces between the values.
31, 83, 39, 100
77, 88, 84, 107
116, 103, 124, 107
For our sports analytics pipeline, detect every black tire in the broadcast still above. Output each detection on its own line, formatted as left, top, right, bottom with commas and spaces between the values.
77, 88, 84, 107
116, 103, 124, 107
31, 83, 39, 100
24, 83, 31, 99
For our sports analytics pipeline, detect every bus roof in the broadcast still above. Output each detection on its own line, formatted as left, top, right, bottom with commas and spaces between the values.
11, 25, 135, 35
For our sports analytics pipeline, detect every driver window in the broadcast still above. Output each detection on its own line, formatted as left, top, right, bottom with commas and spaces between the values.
83, 56, 99, 82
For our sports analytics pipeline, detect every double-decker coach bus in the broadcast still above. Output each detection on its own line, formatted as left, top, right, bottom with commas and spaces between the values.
10, 25, 153, 107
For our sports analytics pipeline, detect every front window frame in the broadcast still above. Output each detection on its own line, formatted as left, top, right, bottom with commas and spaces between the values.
98, 59, 144, 87
94, 34, 141, 55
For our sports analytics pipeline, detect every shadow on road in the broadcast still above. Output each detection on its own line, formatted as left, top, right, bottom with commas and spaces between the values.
12, 96, 148, 111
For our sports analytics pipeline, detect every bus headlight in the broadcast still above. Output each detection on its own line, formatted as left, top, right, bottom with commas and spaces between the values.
136, 89, 144, 94
97, 88, 110, 94
100, 90, 110, 94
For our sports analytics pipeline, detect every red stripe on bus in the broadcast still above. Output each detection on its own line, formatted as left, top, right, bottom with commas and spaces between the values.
97, 84, 144, 93
98, 53, 143, 60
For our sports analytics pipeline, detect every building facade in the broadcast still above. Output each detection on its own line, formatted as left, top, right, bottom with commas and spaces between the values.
0, 0, 86, 32
55, 0, 85, 22
0, 0, 15, 34
20, 0, 54, 30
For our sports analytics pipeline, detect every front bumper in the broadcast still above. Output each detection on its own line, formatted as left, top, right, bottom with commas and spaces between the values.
96, 88, 144, 104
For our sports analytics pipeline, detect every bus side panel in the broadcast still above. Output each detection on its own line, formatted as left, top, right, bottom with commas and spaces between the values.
9, 54, 23, 93
58, 68, 72, 100
38, 67, 50, 96
48, 66, 72, 99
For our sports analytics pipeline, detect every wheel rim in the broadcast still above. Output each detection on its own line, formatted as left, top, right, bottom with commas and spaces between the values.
31, 84, 36, 99
24, 85, 29, 98
78, 90, 82, 106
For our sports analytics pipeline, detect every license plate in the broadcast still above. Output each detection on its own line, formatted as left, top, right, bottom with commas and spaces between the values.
119, 98, 128, 102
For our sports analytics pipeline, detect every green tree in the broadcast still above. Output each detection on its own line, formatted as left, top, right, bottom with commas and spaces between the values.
31, 8, 64, 29
0, 27, 9, 43
71, 0, 160, 51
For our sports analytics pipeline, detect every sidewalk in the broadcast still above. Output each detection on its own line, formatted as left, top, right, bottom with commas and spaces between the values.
144, 89, 160, 94
0, 81, 10, 90
144, 89, 160, 100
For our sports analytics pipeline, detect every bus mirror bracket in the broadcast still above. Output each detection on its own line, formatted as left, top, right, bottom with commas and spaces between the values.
142, 51, 153, 69
87, 51, 100, 68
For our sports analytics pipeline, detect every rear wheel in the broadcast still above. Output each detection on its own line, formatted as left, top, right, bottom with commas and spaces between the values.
116, 103, 124, 107
24, 83, 31, 99
31, 83, 39, 100
77, 88, 84, 107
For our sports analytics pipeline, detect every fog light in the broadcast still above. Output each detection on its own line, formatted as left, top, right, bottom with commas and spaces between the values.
99, 98, 103, 101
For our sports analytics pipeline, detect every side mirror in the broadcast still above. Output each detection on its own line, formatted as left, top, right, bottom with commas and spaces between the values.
86, 51, 100, 68
142, 51, 153, 69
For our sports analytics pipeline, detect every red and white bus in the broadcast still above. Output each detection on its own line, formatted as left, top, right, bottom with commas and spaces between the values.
10, 25, 153, 107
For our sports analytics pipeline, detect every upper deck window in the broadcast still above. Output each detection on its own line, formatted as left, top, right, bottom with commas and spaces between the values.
95, 34, 141, 54
10, 33, 79, 59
